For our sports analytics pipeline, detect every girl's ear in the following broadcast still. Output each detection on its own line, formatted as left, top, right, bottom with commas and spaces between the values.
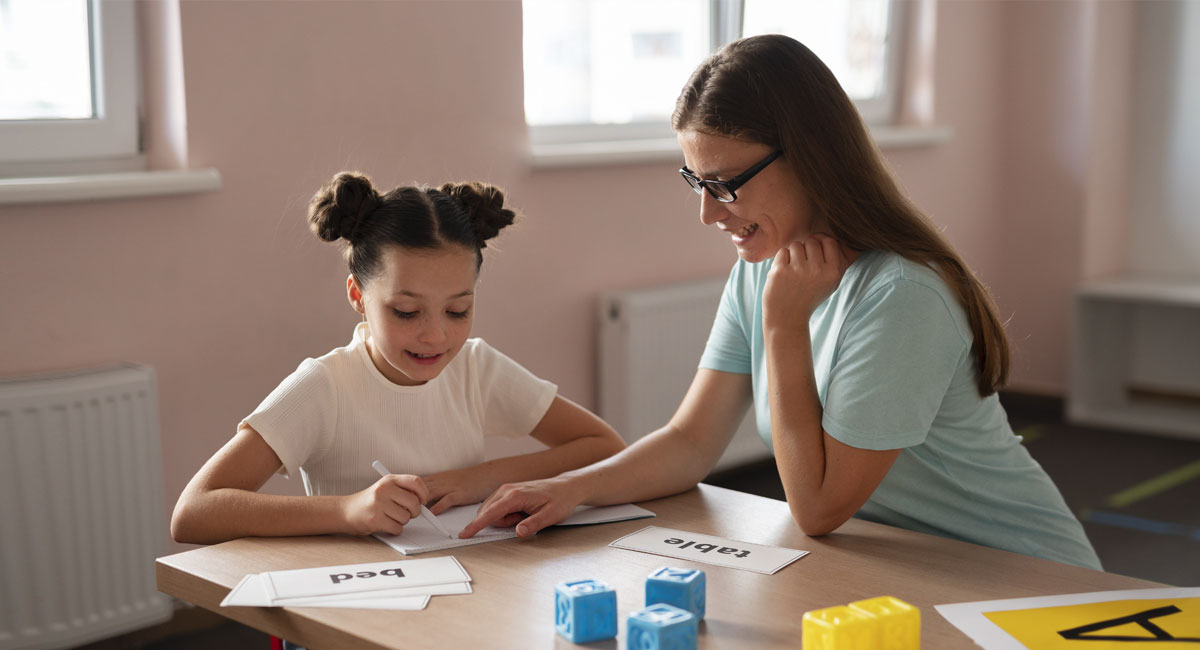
346, 274, 365, 314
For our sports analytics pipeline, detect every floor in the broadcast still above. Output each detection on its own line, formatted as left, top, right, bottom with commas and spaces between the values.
78, 393, 1199, 649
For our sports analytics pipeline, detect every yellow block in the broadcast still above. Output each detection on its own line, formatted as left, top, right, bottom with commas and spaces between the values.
849, 596, 921, 650
802, 605, 877, 650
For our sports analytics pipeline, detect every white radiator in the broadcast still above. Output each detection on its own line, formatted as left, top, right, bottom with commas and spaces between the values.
598, 277, 771, 474
0, 364, 172, 650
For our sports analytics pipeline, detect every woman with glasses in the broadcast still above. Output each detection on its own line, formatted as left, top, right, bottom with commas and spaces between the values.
462, 34, 1100, 570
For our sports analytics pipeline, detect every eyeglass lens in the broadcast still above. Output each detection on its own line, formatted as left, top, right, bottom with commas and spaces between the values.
683, 173, 735, 202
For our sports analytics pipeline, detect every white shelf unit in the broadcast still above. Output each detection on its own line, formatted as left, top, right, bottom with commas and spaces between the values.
1068, 276, 1200, 440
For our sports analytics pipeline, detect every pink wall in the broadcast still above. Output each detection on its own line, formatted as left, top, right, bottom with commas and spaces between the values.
0, 1, 1132, 553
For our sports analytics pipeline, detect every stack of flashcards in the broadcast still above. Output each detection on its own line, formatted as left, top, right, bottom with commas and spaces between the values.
375, 502, 656, 555
220, 557, 472, 611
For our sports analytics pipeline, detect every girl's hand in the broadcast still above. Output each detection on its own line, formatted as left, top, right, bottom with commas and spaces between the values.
763, 233, 850, 333
422, 466, 500, 515
340, 474, 429, 536
458, 477, 582, 538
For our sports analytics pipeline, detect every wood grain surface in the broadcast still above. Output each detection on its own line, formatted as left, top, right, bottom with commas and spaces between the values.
156, 484, 1162, 649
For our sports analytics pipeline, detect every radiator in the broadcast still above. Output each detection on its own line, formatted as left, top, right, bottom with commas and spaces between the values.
0, 364, 172, 650
598, 277, 771, 474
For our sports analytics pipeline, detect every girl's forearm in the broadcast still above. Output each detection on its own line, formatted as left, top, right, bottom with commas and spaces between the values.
170, 489, 349, 545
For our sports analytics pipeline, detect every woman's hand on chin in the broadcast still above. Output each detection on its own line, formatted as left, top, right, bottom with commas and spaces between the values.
763, 233, 850, 332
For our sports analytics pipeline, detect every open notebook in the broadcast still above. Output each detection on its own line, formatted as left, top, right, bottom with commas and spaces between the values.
374, 502, 655, 555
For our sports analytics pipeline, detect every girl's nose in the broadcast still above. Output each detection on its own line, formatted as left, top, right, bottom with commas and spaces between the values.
418, 318, 447, 344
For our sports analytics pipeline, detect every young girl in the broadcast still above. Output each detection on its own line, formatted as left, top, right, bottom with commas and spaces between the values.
171, 172, 625, 545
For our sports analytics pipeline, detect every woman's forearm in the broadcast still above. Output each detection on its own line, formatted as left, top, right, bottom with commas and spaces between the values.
468, 432, 625, 489
560, 369, 755, 507
558, 422, 719, 507
764, 324, 839, 531
457, 370, 752, 538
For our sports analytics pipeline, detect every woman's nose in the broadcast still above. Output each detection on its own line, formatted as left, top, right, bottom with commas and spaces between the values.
699, 191, 728, 226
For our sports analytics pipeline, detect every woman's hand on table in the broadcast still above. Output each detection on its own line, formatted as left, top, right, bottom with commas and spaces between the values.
458, 477, 583, 538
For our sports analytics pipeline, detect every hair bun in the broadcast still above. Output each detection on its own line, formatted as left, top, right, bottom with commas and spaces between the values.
308, 171, 382, 243
438, 182, 516, 244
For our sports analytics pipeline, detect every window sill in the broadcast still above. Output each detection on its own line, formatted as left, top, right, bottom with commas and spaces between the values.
0, 168, 222, 206
528, 124, 954, 169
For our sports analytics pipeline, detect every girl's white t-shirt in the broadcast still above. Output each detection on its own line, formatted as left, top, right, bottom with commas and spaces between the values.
244, 322, 558, 496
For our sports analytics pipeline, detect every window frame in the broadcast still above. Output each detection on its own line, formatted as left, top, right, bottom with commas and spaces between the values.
524, 0, 905, 153
0, 0, 140, 171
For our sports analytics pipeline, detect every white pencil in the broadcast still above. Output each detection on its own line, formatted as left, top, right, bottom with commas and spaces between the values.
371, 460, 456, 538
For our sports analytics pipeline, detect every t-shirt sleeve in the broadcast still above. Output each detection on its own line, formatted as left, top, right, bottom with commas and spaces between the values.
822, 279, 968, 450
472, 341, 558, 438
698, 264, 753, 374
242, 358, 337, 480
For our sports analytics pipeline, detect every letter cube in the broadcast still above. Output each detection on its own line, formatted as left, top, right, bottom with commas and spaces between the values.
645, 566, 706, 619
554, 579, 617, 643
849, 596, 920, 649
802, 605, 876, 650
627, 603, 698, 650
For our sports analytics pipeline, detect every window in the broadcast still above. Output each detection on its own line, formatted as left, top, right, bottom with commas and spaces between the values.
0, 0, 140, 174
523, 0, 901, 157
741, 0, 898, 124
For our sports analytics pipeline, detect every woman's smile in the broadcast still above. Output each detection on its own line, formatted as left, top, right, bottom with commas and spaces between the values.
728, 222, 760, 243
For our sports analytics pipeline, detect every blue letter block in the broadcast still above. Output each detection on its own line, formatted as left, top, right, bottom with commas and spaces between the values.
554, 579, 617, 643
646, 567, 706, 619
628, 603, 698, 650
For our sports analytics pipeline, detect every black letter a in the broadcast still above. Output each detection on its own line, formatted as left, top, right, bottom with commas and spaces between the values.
1057, 605, 1200, 642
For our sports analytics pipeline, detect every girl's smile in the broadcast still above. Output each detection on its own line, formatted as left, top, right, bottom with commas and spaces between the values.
406, 351, 444, 365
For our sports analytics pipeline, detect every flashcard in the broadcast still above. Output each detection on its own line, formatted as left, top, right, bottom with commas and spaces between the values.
608, 526, 808, 574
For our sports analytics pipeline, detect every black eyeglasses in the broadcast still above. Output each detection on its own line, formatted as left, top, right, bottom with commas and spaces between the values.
679, 149, 784, 203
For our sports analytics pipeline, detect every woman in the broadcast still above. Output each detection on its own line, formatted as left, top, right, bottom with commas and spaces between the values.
462, 34, 1100, 570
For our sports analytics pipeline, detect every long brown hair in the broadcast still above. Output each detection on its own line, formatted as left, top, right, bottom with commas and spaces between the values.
673, 34, 1009, 395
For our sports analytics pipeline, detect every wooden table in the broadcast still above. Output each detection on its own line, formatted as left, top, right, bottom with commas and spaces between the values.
157, 484, 1162, 649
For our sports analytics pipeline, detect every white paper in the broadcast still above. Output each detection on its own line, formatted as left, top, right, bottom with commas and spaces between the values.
288, 595, 431, 610
279, 580, 472, 605
262, 556, 470, 600
375, 502, 656, 555
221, 573, 472, 609
558, 503, 655, 527
221, 574, 272, 607
375, 504, 516, 555
608, 526, 808, 574
935, 587, 1200, 650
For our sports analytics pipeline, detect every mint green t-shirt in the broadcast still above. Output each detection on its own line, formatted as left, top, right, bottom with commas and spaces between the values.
699, 250, 1101, 570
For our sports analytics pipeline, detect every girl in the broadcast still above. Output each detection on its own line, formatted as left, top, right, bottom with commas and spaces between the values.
171, 172, 625, 545
463, 35, 1101, 571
